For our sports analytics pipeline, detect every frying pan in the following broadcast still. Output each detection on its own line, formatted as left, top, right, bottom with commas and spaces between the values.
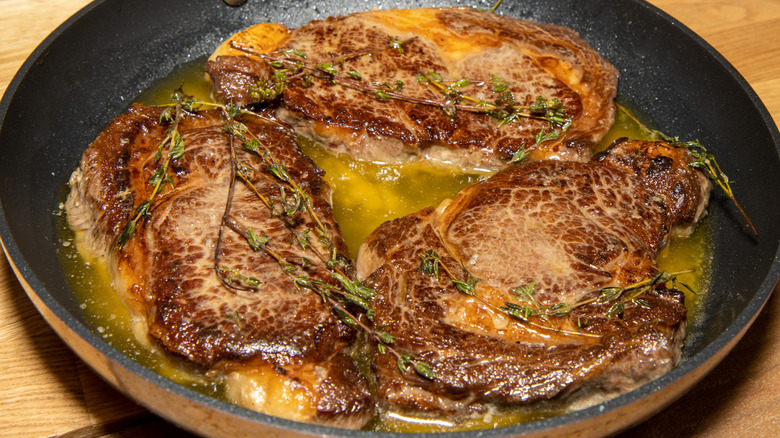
1, 0, 778, 437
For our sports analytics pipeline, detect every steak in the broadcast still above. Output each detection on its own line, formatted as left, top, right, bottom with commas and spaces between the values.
355, 139, 710, 418
63, 6, 713, 429
65, 103, 373, 427
206, 7, 619, 169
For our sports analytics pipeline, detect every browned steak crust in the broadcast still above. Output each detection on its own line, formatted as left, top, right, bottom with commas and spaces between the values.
66, 103, 373, 426
64, 7, 711, 428
355, 140, 708, 417
596, 139, 711, 233
206, 7, 619, 168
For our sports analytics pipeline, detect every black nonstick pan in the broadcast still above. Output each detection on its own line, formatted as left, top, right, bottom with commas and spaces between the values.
1, 0, 778, 437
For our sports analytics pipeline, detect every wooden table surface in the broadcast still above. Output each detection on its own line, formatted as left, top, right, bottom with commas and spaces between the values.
1, 0, 778, 437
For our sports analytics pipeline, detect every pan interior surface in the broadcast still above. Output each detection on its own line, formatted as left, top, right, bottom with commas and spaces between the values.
0, 0, 778, 436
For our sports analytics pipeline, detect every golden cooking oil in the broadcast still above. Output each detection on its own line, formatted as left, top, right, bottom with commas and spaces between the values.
56, 58, 711, 432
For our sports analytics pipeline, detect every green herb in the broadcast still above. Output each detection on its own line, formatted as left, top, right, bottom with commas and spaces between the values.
418, 244, 693, 336
211, 101, 435, 381
417, 250, 479, 296
606, 302, 624, 317
568, 268, 695, 314
118, 87, 191, 248
316, 63, 338, 75
247, 74, 285, 102
387, 35, 405, 54
490, 76, 508, 93
501, 282, 572, 323
397, 353, 436, 380
534, 127, 562, 144
224, 310, 245, 327
417, 249, 599, 338
217, 266, 262, 289
510, 147, 530, 163
231, 43, 574, 136
281, 48, 306, 58
479, 0, 504, 13
418, 249, 441, 277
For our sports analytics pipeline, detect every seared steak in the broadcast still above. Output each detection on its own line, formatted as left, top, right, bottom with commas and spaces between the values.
64, 5, 713, 429
206, 7, 619, 169
65, 103, 373, 427
355, 139, 710, 417
595, 139, 711, 236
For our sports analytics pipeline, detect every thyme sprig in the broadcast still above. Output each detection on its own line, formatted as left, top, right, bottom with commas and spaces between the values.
415, 72, 573, 131
419, 249, 479, 295
502, 268, 694, 323
231, 40, 575, 164
214, 104, 339, 288
213, 105, 249, 291
418, 249, 599, 337
112, 93, 428, 375
617, 103, 757, 236
229, 43, 573, 134
500, 281, 573, 321
117, 87, 193, 248
419, 249, 693, 335
213, 103, 435, 380
221, 194, 435, 380
216, 265, 262, 288
490, 0, 504, 12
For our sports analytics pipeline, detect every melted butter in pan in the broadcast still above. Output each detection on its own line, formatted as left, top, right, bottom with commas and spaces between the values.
56, 60, 711, 432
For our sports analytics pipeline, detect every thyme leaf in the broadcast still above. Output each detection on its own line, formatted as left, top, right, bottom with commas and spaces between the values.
572, 268, 695, 313
606, 302, 624, 317
281, 48, 306, 59
246, 228, 268, 251
217, 266, 262, 288
418, 249, 441, 277
413, 361, 436, 380
387, 35, 405, 54
397, 353, 436, 380
331, 272, 376, 301
417, 250, 479, 295
248, 75, 285, 103
510, 146, 530, 163
453, 276, 478, 295
534, 127, 562, 145
225, 310, 245, 327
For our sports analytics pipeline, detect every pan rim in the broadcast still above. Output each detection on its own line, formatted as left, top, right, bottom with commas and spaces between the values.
1, 0, 779, 436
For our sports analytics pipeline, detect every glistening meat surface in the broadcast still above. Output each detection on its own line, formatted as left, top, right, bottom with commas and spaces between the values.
206, 7, 619, 169
62, 5, 714, 429
65, 103, 373, 427
355, 139, 710, 417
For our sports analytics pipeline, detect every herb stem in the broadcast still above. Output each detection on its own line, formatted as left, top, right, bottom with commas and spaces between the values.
117, 89, 188, 248
213, 106, 250, 291
229, 44, 573, 129
420, 249, 601, 338
207, 100, 435, 380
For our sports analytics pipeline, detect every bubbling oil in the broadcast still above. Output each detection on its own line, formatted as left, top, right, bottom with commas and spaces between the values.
56, 58, 711, 432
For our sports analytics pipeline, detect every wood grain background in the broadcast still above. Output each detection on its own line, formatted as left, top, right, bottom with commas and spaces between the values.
1, 0, 778, 436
